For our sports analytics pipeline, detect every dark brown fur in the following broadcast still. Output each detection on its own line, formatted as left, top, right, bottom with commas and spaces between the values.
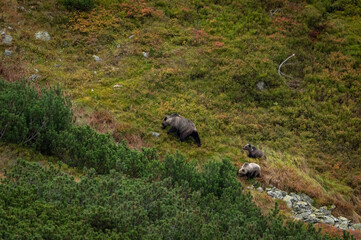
243, 143, 266, 159
162, 113, 201, 147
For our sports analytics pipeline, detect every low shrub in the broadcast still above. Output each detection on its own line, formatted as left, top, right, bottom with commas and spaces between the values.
61, 0, 95, 11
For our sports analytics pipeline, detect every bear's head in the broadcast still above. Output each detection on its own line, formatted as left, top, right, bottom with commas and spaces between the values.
238, 162, 249, 176
243, 143, 252, 151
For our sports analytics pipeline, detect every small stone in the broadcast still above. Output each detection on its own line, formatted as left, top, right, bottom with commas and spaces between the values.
142, 52, 149, 58
113, 84, 122, 88
19, 6, 25, 11
117, 44, 121, 48
353, 223, 361, 231
91, 89, 94, 92
35, 31, 51, 41
257, 81, 265, 91
299, 193, 314, 204
4, 49, 12, 56
257, 187, 263, 193
151, 132, 160, 138
94, 71, 97, 74
8, 26, 13, 30
282, 195, 293, 208
129, 34, 134, 39
93, 55, 102, 62
28, 74, 41, 81
55, 64, 60, 68
318, 206, 331, 215
267, 190, 283, 199
247, 186, 254, 190
339, 216, 348, 222
319, 216, 335, 225
63, 41, 69, 46
2, 33, 13, 45
338, 221, 348, 230
304, 214, 320, 224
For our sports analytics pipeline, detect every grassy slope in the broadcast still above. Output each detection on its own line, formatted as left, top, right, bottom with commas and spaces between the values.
1, 0, 360, 220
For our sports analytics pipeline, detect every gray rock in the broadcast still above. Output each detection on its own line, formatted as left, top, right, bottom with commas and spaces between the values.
113, 84, 123, 88
2, 33, 13, 45
55, 64, 60, 68
151, 132, 160, 138
338, 216, 349, 222
4, 49, 12, 56
353, 223, 361, 231
318, 206, 331, 215
63, 41, 69, 46
257, 187, 263, 193
293, 201, 311, 213
247, 186, 254, 190
304, 213, 320, 224
129, 34, 134, 39
35, 31, 51, 41
28, 74, 41, 81
290, 192, 301, 202
319, 216, 335, 225
282, 195, 293, 208
117, 44, 121, 48
338, 221, 349, 230
93, 55, 102, 62
257, 81, 265, 91
299, 193, 314, 204
267, 190, 283, 199
142, 52, 149, 58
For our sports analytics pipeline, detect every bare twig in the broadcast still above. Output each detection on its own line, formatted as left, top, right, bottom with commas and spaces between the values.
0, 123, 9, 140
278, 53, 295, 80
270, 8, 281, 17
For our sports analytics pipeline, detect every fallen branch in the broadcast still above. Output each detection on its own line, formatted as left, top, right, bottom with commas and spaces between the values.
270, 8, 281, 17
278, 53, 295, 80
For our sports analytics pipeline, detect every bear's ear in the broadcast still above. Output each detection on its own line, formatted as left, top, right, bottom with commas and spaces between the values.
163, 116, 168, 121
243, 162, 249, 166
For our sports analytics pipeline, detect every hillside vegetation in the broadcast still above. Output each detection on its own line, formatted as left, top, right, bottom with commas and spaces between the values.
0, 0, 360, 232
0, 80, 358, 239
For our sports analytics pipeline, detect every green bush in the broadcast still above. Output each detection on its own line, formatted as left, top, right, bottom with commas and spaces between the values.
0, 159, 354, 239
0, 79, 73, 152
61, 0, 95, 11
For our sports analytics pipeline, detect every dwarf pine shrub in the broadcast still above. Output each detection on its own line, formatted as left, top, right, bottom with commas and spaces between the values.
61, 0, 95, 11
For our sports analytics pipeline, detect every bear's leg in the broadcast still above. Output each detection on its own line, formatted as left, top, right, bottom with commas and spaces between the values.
167, 127, 177, 134
179, 131, 189, 142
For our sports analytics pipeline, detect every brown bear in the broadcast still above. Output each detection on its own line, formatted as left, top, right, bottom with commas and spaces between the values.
162, 113, 201, 147
238, 162, 261, 178
243, 143, 266, 159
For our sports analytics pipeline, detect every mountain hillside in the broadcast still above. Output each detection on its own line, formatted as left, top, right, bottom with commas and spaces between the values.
0, 0, 360, 237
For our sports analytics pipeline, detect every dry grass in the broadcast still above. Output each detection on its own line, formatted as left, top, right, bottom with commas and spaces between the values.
315, 223, 361, 240
0, 56, 28, 82
73, 107, 149, 150
259, 160, 361, 222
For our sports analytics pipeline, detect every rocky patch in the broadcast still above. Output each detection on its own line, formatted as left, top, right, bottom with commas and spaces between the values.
265, 187, 359, 230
